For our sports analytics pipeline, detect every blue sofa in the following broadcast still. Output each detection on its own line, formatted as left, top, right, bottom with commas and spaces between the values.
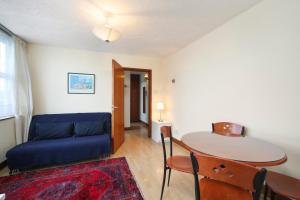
6, 112, 111, 171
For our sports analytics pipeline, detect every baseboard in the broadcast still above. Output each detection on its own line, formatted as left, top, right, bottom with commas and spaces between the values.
0, 160, 7, 170
125, 121, 148, 130
139, 120, 148, 126
124, 126, 141, 131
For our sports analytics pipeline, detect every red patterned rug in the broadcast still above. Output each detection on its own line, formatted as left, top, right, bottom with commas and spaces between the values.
0, 157, 143, 200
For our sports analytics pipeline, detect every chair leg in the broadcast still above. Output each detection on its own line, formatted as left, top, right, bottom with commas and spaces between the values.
264, 185, 268, 200
160, 167, 167, 200
270, 190, 276, 200
167, 169, 172, 186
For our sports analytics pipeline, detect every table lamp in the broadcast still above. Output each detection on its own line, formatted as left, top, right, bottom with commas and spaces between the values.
157, 102, 164, 122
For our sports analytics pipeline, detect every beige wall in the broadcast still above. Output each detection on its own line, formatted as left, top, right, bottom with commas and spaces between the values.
28, 44, 165, 120
163, 0, 300, 178
0, 118, 15, 162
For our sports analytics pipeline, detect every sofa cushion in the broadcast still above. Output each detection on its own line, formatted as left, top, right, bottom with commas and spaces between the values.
6, 134, 111, 171
34, 122, 73, 140
28, 113, 111, 141
74, 121, 104, 137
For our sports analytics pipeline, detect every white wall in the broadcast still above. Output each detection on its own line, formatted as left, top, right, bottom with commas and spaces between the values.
28, 44, 165, 120
140, 74, 149, 123
124, 72, 131, 128
0, 118, 15, 162
163, 0, 300, 178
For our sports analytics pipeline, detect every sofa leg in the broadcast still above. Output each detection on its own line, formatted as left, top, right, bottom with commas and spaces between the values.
9, 169, 20, 175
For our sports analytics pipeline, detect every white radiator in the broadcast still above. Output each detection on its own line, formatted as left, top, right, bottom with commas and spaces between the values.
0, 118, 16, 162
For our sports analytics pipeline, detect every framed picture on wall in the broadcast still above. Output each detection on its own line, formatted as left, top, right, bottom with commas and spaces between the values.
68, 73, 95, 94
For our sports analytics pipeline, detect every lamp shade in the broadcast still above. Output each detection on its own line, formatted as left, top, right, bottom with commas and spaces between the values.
93, 25, 121, 42
157, 102, 164, 111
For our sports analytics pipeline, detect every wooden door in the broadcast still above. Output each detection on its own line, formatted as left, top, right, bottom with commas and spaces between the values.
112, 60, 124, 153
130, 74, 140, 122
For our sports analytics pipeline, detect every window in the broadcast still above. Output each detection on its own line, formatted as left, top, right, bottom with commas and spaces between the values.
0, 30, 14, 118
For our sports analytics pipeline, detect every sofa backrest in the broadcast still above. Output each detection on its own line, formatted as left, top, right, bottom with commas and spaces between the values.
28, 112, 111, 141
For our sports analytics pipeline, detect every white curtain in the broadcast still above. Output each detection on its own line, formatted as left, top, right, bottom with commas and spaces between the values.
13, 37, 33, 144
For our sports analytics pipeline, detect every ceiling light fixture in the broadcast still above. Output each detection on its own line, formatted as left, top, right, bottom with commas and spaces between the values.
93, 25, 121, 43
92, 12, 121, 43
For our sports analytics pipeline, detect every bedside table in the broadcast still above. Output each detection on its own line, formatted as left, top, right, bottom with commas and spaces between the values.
152, 120, 172, 143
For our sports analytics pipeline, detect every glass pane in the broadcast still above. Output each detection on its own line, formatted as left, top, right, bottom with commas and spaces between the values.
0, 78, 14, 117
0, 42, 5, 73
0, 78, 4, 91
0, 30, 14, 118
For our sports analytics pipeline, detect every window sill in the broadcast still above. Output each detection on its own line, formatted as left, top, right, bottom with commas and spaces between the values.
0, 116, 15, 121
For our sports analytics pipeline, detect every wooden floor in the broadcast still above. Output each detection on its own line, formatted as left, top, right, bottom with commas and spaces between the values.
0, 123, 194, 200
113, 123, 194, 199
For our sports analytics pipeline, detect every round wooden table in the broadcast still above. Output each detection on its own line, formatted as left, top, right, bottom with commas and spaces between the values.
182, 131, 287, 167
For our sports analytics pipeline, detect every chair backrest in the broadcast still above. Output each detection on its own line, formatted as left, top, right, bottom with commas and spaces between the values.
190, 152, 266, 200
160, 126, 173, 166
212, 122, 245, 137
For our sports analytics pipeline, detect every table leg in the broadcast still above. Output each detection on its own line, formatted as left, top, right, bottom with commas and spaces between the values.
264, 185, 268, 200
270, 190, 276, 200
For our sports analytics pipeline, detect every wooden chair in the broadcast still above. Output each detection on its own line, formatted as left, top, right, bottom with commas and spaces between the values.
190, 152, 266, 200
160, 126, 193, 200
264, 171, 300, 200
212, 122, 245, 137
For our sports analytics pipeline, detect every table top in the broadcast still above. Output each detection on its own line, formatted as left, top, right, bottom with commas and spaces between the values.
182, 131, 287, 167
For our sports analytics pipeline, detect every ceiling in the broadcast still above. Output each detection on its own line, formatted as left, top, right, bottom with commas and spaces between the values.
0, 0, 261, 57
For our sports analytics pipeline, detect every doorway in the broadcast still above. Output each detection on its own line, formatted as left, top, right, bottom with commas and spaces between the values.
123, 68, 152, 138
112, 60, 152, 153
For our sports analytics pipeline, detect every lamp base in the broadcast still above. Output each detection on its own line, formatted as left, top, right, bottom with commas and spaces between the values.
158, 111, 164, 122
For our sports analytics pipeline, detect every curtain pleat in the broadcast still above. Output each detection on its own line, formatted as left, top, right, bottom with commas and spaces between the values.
13, 37, 33, 143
